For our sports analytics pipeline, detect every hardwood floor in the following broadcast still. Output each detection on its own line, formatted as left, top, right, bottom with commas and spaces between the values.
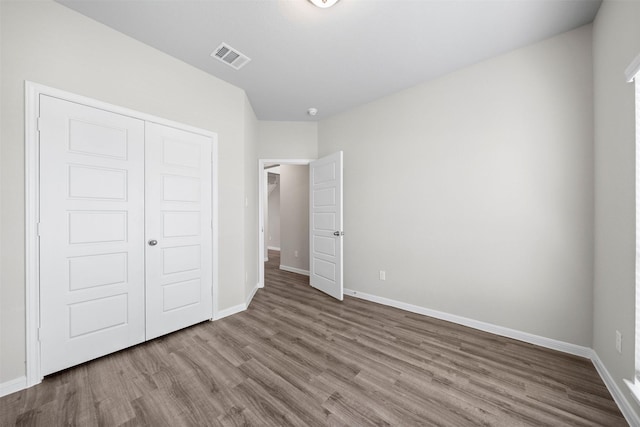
0, 249, 627, 426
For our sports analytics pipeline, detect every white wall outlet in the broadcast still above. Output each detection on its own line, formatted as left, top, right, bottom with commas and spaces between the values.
294, 250, 299, 257
245, 271, 248, 284
379, 270, 386, 281
616, 330, 622, 353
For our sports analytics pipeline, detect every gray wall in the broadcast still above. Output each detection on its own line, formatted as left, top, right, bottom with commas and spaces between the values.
0, 0, 256, 383
280, 165, 310, 273
593, 0, 640, 415
318, 25, 594, 346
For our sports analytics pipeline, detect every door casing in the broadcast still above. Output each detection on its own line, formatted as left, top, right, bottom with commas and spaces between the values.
25, 81, 219, 387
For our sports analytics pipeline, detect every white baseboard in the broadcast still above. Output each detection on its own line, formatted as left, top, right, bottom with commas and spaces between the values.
343, 287, 638, 424
213, 283, 261, 321
214, 303, 246, 320
267, 246, 281, 251
591, 355, 640, 426
279, 265, 310, 276
625, 379, 640, 408
246, 283, 260, 306
1, 376, 27, 398
343, 288, 592, 358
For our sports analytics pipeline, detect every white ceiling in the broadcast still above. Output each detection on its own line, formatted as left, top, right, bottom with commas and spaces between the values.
56, 0, 601, 121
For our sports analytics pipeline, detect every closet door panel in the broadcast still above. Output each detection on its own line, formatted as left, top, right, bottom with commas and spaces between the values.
145, 122, 213, 339
39, 95, 145, 375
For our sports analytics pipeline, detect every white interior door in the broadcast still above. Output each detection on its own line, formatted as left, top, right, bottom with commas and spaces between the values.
144, 122, 213, 340
39, 95, 145, 375
309, 151, 344, 300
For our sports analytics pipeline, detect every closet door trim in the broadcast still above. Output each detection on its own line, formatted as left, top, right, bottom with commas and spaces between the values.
25, 81, 219, 388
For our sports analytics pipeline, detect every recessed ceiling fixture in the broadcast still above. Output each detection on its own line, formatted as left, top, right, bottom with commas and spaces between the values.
307, 107, 318, 116
308, 0, 339, 8
211, 43, 251, 70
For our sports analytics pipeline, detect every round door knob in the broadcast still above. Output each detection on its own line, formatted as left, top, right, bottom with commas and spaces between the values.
148, 239, 158, 246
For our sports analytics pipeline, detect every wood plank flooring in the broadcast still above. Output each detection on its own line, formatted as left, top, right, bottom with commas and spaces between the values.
0, 250, 627, 426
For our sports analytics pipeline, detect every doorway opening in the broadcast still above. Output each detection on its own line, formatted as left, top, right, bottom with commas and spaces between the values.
258, 159, 312, 289
258, 152, 344, 301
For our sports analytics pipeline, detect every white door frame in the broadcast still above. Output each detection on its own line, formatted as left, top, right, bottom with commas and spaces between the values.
257, 159, 313, 289
25, 81, 219, 387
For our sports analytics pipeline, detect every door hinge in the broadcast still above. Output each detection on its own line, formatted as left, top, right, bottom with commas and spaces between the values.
37, 117, 42, 132
37, 222, 42, 236
37, 327, 41, 341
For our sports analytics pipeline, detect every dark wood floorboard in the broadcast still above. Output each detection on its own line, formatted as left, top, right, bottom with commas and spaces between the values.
0, 249, 627, 426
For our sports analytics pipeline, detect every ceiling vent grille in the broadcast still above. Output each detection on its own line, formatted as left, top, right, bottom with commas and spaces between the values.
211, 43, 251, 70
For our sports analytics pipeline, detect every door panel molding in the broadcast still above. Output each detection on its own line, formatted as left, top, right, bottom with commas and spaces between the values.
25, 81, 218, 388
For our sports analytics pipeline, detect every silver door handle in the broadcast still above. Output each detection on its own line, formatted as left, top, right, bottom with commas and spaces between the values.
148, 239, 158, 246
333, 231, 344, 236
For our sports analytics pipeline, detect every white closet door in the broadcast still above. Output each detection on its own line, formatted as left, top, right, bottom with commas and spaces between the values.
39, 95, 145, 375
144, 122, 213, 340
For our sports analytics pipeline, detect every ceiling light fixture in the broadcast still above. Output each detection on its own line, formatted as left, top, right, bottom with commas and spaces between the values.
308, 0, 339, 8
307, 108, 318, 116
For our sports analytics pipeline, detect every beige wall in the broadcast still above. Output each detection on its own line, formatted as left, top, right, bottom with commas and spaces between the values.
280, 165, 310, 273
318, 25, 594, 346
0, 0, 253, 383
593, 0, 640, 415
258, 121, 318, 160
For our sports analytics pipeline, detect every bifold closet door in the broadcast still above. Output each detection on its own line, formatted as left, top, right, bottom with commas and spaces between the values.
39, 95, 214, 375
39, 95, 146, 376
144, 122, 213, 340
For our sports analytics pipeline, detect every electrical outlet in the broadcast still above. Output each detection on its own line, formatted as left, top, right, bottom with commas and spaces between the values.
294, 250, 299, 257
379, 270, 386, 281
616, 330, 622, 353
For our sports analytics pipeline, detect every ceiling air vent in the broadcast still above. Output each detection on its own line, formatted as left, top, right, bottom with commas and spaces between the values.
211, 43, 251, 70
